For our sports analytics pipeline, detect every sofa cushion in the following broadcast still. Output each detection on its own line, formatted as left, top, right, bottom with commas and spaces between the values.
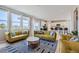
62, 40, 79, 52
35, 32, 57, 41
44, 31, 50, 35
69, 36, 79, 42
62, 35, 73, 40
11, 32, 16, 37
15, 32, 22, 35
5, 31, 29, 43
11, 34, 28, 38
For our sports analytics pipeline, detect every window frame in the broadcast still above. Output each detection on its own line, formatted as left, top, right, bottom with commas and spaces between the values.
0, 8, 8, 31
33, 19, 41, 31
11, 12, 22, 32
22, 16, 30, 31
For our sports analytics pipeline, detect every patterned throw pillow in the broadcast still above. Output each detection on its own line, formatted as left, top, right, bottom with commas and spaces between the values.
50, 31, 55, 36
69, 36, 79, 42
15, 32, 21, 35
8, 32, 11, 38
11, 32, 16, 37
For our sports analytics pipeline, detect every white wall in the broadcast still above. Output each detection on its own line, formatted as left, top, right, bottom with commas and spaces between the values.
40, 20, 47, 28
66, 18, 73, 33
66, 8, 75, 33
0, 29, 5, 43
51, 21, 67, 27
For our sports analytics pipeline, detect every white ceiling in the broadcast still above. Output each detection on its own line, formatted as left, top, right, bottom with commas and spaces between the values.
6, 5, 76, 20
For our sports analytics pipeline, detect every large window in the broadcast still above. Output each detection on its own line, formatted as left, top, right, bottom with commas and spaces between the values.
0, 9, 8, 31
11, 13, 21, 32
33, 20, 40, 31
23, 16, 30, 31
0, 7, 31, 32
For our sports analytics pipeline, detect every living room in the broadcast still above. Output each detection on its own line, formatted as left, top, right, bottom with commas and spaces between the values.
0, 5, 79, 53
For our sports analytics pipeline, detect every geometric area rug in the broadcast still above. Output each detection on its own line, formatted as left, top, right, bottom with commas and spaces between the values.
0, 39, 57, 53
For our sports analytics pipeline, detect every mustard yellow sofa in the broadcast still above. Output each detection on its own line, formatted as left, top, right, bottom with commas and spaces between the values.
61, 35, 79, 53
5, 32, 29, 43
61, 35, 73, 41
34, 31, 57, 41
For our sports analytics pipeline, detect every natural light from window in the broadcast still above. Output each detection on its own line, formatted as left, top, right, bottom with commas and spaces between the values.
0, 9, 8, 31
11, 13, 21, 32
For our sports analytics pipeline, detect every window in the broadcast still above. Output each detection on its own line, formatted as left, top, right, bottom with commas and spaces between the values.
33, 20, 40, 31
0, 9, 8, 31
11, 13, 21, 32
23, 16, 30, 31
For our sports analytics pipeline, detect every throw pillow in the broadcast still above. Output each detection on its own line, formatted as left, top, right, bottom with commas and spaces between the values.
69, 36, 79, 42
50, 31, 55, 36
8, 32, 11, 38
15, 32, 21, 35
11, 32, 16, 37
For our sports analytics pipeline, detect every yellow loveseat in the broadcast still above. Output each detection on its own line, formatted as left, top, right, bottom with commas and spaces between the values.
61, 35, 79, 53
34, 31, 57, 42
62, 35, 73, 41
5, 31, 29, 43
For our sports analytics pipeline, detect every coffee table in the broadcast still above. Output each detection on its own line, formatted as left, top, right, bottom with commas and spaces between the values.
27, 36, 40, 49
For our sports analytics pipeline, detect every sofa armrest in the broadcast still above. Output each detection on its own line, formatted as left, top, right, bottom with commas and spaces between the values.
5, 32, 11, 41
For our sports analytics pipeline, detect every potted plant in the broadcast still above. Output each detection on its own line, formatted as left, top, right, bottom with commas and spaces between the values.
72, 31, 78, 36
0, 23, 5, 29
